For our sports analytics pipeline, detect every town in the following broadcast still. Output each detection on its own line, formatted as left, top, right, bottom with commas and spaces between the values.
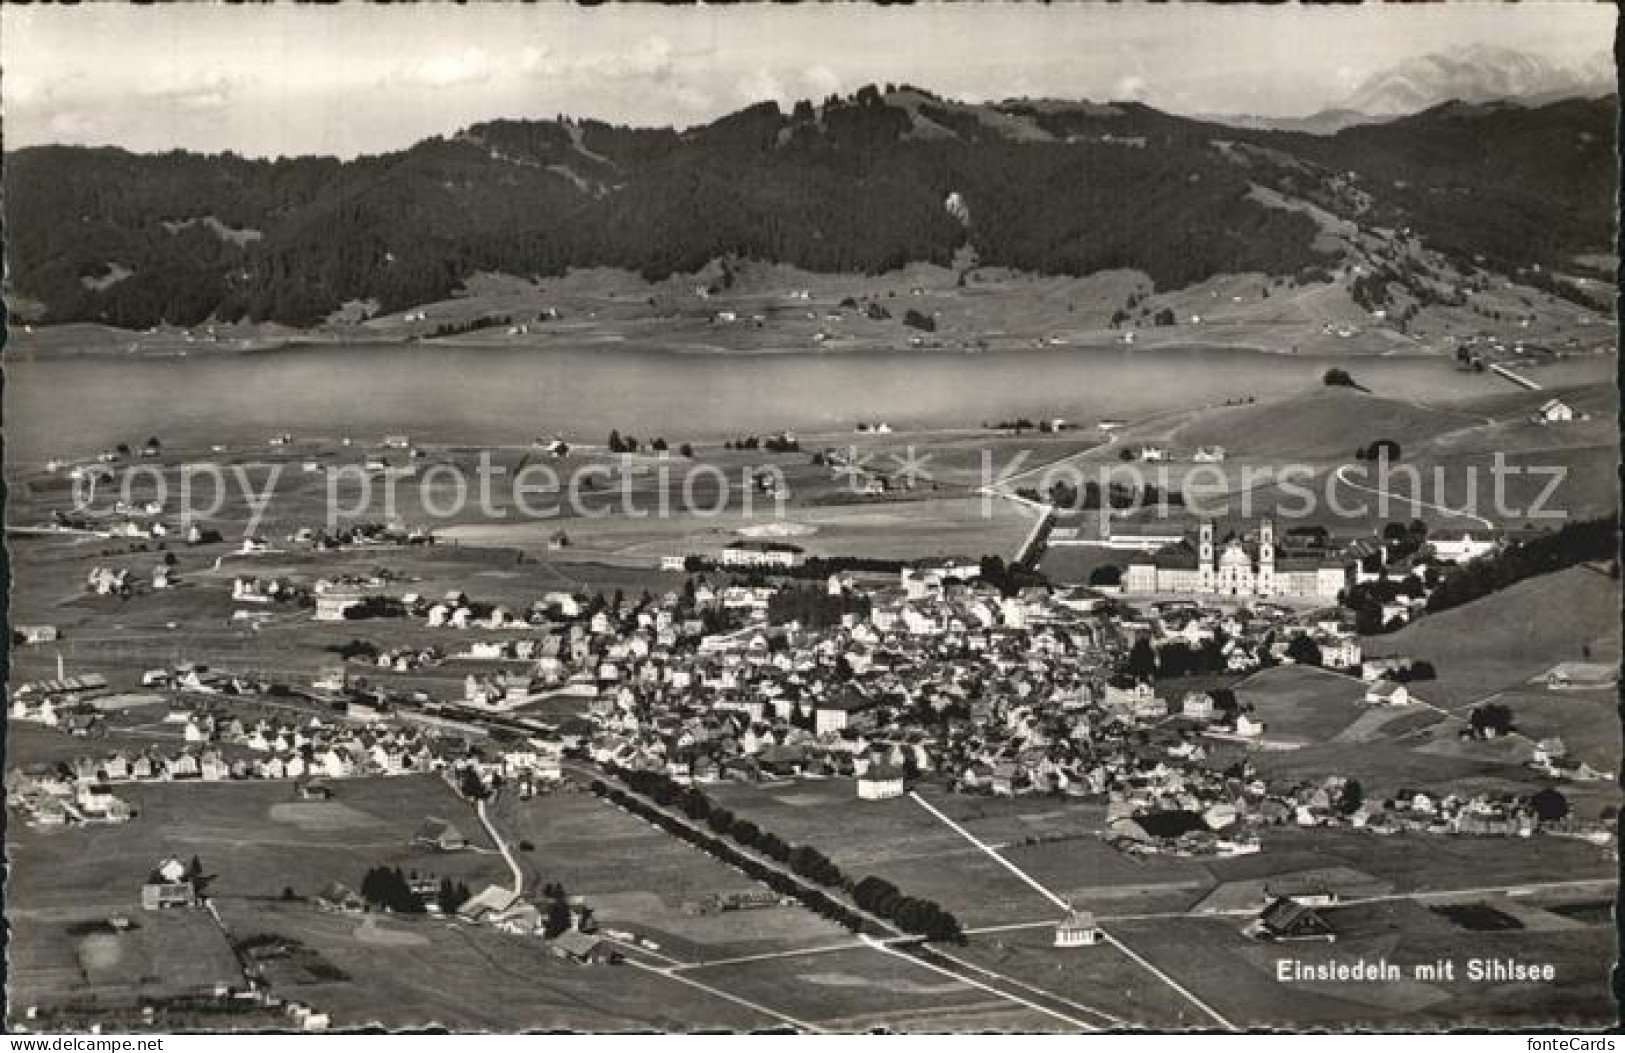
7, 469, 1618, 1029
3, 2, 1618, 1035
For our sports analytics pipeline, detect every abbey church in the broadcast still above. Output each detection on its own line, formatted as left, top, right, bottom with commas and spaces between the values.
1122, 520, 1348, 601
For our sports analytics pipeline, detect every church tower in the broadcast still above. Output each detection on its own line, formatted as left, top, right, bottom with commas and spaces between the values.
1197, 520, 1216, 593
1257, 518, 1276, 597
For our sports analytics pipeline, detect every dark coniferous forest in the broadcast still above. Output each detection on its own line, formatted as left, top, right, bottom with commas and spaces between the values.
5, 87, 1614, 328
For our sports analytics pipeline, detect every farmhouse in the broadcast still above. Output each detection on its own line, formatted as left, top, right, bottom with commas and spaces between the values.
1361, 657, 1413, 682
548, 929, 618, 966
14, 625, 60, 645
1245, 897, 1336, 942
1262, 878, 1340, 907
1545, 662, 1617, 690
413, 816, 469, 852
1364, 681, 1410, 706
313, 590, 365, 622
458, 885, 520, 923
141, 859, 197, 910
1533, 398, 1575, 424
314, 882, 368, 913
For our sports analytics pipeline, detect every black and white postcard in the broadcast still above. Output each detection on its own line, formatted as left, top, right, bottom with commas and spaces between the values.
2, 2, 1618, 1035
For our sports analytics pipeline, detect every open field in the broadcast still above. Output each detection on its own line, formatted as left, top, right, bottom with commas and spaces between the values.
212, 900, 776, 1031
8, 905, 243, 1016
1168, 387, 1486, 463
1231, 664, 1375, 746
6, 719, 193, 769
1362, 566, 1622, 707
13, 245, 1611, 366
952, 925, 1224, 1028
490, 787, 849, 963
7, 775, 505, 910
705, 781, 1062, 929
679, 944, 1063, 1032
1201, 828, 1613, 896
1105, 911, 1616, 1028
1250, 739, 1541, 800
1491, 689, 1620, 770
1022, 372, 1616, 533
442, 493, 1041, 564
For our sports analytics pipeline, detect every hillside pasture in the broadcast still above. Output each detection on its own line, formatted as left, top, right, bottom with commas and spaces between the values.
1363, 566, 1621, 707
8, 906, 241, 1015
6, 775, 503, 911
491, 788, 846, 962
213, 899, 773, 1031
1232, 664, 1373, 746
704, 781, 1062, 928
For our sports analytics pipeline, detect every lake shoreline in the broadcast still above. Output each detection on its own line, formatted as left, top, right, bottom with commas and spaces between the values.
4, 325, 1527, 363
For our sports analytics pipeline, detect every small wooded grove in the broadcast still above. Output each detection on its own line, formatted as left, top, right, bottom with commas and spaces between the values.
1422, 514, 1618, 615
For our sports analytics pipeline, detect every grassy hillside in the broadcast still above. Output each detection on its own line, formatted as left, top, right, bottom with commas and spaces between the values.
1168, 387, 1483, 461
4, 88, 1613, 331
1363, 564, 1620, 705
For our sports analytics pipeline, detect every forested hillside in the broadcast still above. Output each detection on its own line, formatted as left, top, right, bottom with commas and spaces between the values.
4, 86, 1615, 329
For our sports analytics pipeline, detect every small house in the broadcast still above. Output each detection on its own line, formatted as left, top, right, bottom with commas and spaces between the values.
1364, 681, 1409, 707
413, 816, 469, 852
1054, 907, 1101, 948
548, 929, 618, 966
1245, 897, 1336, 942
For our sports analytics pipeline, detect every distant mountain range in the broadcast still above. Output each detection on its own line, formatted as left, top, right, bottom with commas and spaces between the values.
3, 82, 1615, 329
1339, 45, 1614, 116
1199, 46, 1614, 135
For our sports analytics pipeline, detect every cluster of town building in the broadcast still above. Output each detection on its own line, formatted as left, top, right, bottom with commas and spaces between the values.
9, 515, 1597, 862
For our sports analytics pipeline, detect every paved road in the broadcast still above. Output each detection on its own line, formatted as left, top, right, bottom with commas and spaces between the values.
1332, 463, 1493, 529
476, 797, 523, 898
908, 791, 1238, 1030
863, 935, 1104, 1032
573, 763, 1138, 1031
622, 958, 821, 1033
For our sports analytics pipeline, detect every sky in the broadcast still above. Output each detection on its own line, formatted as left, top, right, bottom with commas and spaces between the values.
3, 3, 1614, 158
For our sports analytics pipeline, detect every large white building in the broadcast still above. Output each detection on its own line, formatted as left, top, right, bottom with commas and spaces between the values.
1428, 532, 1496, 565
1123, 520, 1347, 601
719, 541, 805, 569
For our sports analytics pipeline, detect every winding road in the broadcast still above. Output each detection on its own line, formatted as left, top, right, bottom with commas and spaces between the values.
1332, 463, 1494, 529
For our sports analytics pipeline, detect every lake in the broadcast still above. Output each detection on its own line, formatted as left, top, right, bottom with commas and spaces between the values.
4, 343, 1611, 466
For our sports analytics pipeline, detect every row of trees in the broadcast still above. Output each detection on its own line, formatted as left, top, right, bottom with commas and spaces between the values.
851, 877, 964, 942
606, 430, 667, 455
601, 769, 964, 942
725, 434, 800, 453
589, 777, 873, 935
1037, 479, 1186, 511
